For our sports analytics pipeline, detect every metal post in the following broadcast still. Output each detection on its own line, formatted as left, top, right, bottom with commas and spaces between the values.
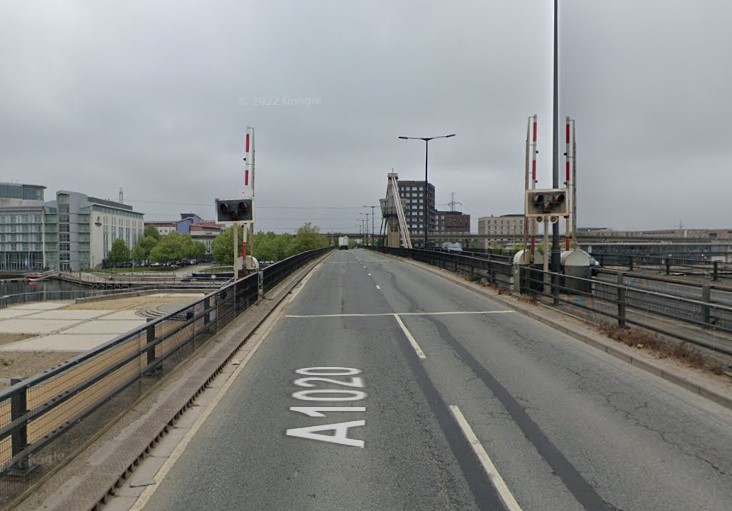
617, 272, 626, 327
145, 322, 160, 375
543, 219, 550, 295
551, 0, 561, 295
9, 384, 36, 477
233, 225, 239, 281
701, 285, 711, 326
424, 140, 429, 249
258, 269, 264, 299
203, 296, 210, 332
712, 261, 719, 281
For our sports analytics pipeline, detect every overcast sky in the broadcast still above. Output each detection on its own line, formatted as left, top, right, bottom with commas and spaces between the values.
1, 0, 730, 233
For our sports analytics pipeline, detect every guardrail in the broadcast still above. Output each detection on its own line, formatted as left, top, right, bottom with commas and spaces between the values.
0, 247, 331, 497
370, 247, 732, 356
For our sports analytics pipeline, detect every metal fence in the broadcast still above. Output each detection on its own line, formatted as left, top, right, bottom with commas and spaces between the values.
0, 247, 330, 503
373, 247, 513, 288
371, 247, 732, 356
592, 253, 731, 281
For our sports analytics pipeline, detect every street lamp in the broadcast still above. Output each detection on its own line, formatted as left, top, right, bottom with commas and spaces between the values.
399, 134, 455, 249
359, 212, 370, 245
362, 205, 377, 246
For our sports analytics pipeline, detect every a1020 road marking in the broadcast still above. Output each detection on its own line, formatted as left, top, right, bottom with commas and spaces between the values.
286, 367, 366, 448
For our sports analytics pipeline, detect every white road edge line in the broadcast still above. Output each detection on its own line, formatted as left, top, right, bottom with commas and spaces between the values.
129, 262, 321, 510
449, 405, 523, 511
285, 310, 513, 319
393, 314, 426, 359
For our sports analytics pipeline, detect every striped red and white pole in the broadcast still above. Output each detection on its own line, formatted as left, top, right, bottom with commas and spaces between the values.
531, 115, 538, 185
565, 118, 571, 184
244, 131, 251, 188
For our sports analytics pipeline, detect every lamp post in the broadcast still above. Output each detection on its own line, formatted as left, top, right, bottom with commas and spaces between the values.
551, 0, 561, 295
398, 134, 455, 249
362, 205, 377, 246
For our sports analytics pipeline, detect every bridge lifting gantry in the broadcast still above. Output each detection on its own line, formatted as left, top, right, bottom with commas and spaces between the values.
380, 171, 412, 249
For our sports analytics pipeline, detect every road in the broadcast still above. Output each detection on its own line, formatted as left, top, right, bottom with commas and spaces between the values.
136, 249, 732, 511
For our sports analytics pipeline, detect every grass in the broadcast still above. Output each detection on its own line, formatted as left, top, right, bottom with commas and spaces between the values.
0, 357, 13, 367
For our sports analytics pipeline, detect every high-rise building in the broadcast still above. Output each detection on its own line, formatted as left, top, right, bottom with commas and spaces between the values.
397, 180, 435, 246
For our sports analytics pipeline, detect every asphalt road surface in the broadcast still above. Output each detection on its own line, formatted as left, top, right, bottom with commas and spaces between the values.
140, 249, 732, 511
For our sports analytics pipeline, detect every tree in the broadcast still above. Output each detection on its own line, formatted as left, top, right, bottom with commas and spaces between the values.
107, 239, 131, 264
253, 231, 293, 261
211, 226, 244, 265
288, 223, 328, 256
131, 235, 159, 265
144, 225, 161, 240
149, 231, 187, 263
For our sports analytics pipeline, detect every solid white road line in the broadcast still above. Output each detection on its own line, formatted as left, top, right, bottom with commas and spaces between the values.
393, 314, 426, 359
449, 405, 523, 511
285, 310, 513, 319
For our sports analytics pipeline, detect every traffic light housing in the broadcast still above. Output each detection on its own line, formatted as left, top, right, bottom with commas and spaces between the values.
525, 188, 568, 221
215, 198, 253, 222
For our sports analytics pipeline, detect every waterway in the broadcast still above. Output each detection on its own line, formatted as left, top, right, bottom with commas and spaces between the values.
0, 278, 98, 305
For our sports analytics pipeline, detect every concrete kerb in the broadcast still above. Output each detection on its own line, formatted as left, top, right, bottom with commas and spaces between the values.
10, 253, 331, 511
381, 252, 732, 411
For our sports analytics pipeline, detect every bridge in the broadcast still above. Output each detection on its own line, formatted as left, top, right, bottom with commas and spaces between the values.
2, 248, 732, 511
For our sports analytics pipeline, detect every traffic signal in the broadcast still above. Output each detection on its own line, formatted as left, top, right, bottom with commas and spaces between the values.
215, 198, 253, 222
525, 188, 568, 220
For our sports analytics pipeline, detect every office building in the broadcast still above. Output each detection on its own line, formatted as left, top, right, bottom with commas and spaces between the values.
397, 180, 436, 246
0, 184, 145, 271
478, 214, 525, 247
0, 183, 47, 270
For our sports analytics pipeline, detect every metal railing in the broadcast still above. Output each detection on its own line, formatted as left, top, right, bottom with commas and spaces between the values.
0, 247, 330, 501
370, 247, 732, 356
520, 267, 732, 354
372, 247, 513, 288
592, 253, 731, 281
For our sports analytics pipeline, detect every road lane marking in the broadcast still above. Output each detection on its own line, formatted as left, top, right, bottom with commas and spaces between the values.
376, 285, 381, 290
286, 310, 514, 318
449, 405, 523, 511
288, 367, 367, 448
393, 314, 426, 359
128, 262, 311, 510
